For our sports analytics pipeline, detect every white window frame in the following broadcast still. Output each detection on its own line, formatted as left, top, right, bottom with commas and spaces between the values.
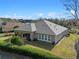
48, 35, 51, 41
41, 34, 44, 40
44, 34, 47, 41
43, 34, 45, 40
37, 34, 51, 42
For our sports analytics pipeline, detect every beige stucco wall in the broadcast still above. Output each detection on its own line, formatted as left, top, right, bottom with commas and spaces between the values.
30, 32, 36, 40
51, 35, 55, 43
55, 30, 68, 43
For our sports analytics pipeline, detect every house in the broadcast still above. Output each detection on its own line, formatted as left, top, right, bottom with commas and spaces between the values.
0, 19, 3, 27
2, 21, 23, 32
0, 19, 3, 32
14, 20, 68, 44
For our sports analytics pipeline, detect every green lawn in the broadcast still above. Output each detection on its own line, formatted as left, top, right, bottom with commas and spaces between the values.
0, 33, 78, 59
0, 36, 12, 40
51, 34, 79, 59
0, 33, 14, 40
0, 33, 14, 37
0, 36, 12, 46
24, 33, 79, 59
0, 34, 62, 59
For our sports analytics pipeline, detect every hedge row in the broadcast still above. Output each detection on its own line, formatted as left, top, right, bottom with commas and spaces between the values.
0, 40, 62, 59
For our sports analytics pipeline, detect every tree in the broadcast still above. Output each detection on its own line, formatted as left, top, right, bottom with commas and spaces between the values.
62, 0, 79, 20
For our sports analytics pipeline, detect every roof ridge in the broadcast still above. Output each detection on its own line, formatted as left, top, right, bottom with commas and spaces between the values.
30, 23, 36, 32
43, 20, 55, 35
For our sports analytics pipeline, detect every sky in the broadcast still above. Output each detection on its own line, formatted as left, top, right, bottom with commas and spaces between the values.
0, 0, 71, 19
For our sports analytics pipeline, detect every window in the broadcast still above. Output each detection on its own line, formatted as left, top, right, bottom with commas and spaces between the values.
38, 34, 40, 39
45, 34, 47, 40
42, 34, 44, 39
48, 35, 51, 41
38, 34, 51, 41
38, 34, 42, 40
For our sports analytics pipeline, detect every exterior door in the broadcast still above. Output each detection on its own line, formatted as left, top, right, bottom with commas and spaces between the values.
23, 34, 30, 40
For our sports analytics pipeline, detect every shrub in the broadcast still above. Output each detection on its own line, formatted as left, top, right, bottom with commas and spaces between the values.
16, 45, 62, 59
33, 38, 37, 41
27, 38, 31, 41
0, 44, 62, 59
66, 33, 70, 37
69, 29, 76, 34
11, 36, 23, 45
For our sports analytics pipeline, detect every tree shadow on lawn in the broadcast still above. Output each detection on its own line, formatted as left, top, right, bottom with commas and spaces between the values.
75, 40, 79, 59
25, 40, 55, 50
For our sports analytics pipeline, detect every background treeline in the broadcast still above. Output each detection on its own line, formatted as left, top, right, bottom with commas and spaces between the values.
0, 17, 79, 29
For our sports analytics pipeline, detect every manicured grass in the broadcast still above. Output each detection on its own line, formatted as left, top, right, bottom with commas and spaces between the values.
0, 43, 62, 59
0, 33, 78, 59
0, 44, 62, 59
0, 35, 62, 59
51, 34, 79, 59
0, 36, 12, 46
0, 36, 12, 40
0, 33, 14, 37
15, 45, 62, 59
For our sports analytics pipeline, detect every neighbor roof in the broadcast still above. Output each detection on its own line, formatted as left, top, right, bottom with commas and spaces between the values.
2, 22, 23, 32
0, 19, 3, 27
0, 19, 3, 23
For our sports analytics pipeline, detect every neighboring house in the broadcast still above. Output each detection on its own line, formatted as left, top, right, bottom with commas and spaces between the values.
14, 20, 68, 44
0, 19, 3, 32
2, 21, 23, 32
0, 19, 3, 27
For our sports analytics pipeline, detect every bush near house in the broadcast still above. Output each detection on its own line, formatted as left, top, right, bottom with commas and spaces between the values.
69, 29, 77, 34
11, 36, 23, 45
0, 37, 62, 59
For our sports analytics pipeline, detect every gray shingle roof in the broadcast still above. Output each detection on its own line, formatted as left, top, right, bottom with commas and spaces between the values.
15, 23, 36, 32
35, 20, 55, 35
44, 20, 68, 35
0, 19, 3, 27
15, 20, 68, 35
0, 19, 3, 23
